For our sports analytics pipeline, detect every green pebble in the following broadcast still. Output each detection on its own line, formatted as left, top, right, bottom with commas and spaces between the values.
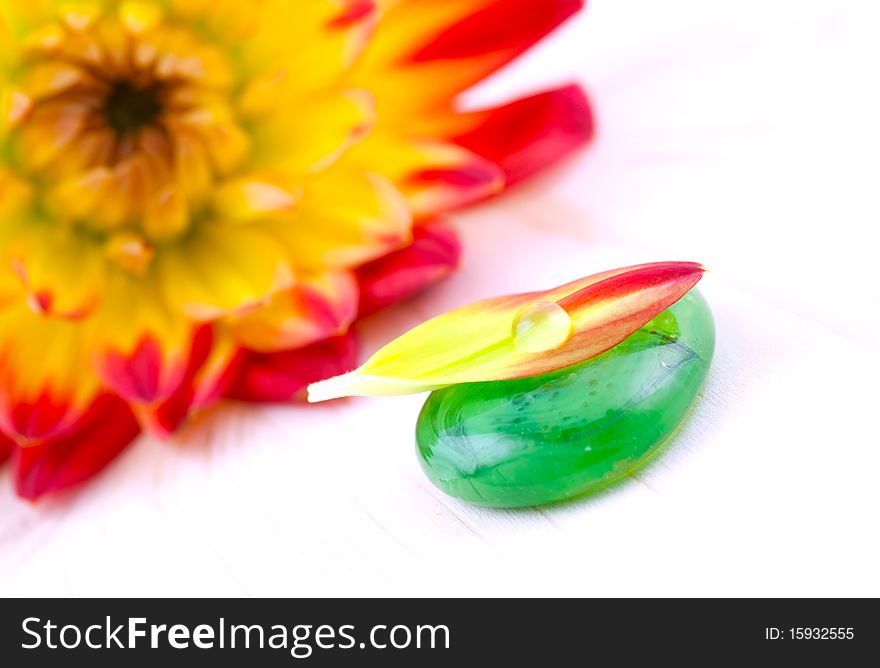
415, 289, 715, 508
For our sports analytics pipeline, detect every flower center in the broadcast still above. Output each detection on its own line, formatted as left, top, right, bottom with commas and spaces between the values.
103, 81, 163, 136
10, 10, 247, 259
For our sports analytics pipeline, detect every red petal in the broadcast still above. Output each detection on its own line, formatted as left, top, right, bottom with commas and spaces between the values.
147, 331, 246, 438
454, 85, 594, 187
409, 0, 584, 72
226, 333, 359, 403
100, 335, 166, 403
404, 151, 504, 215
356, 221, 461, 317
3, 392, 79, 441
97, 322, 206, 406
0, 431, 13, 467
13, 394, 140, 501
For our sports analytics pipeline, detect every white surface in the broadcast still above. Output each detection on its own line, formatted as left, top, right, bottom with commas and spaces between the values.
2, 0, 879, 597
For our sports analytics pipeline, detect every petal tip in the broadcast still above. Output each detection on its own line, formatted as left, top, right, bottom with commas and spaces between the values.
307, 372, 428, 402
307, 372, 358, 403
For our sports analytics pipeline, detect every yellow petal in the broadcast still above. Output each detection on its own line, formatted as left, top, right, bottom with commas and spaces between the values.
50, 154, 154, 229
57, 2, 104, 32
16, 102, 89, 171
252, 89, 374, 176
309, 262, 707, 401
104, 231, 154, 276
170, 108, 249, 174
213, 176, 302, 223
0, 262, 23, 309
0, 168, 34, 218
236, 0, 376, 97
157, 223, 294, 321
143, 184, 190, 241
23, 61, 95, 100
119, 1, 164, 34
0, 4, 57, 39
172, 130, 213, 202
0, 86, 33, 132
7, 224, 105, 318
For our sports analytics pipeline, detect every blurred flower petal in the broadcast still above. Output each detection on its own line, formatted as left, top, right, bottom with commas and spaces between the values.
0, 305, 100, 439
14, 394, 140, 501
453, 85, 595, 187
91, 276, 196, 406
142, 326, 244, 437
8, 224, 105, 318
356, 220, 461, 317
0, 431, 13, 467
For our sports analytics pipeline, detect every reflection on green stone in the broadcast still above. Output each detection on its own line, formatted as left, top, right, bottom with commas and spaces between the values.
415, 289, 715, 508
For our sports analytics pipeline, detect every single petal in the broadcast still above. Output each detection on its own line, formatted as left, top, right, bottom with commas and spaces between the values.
13, 394, 140, 501
0, 304, 101, 439
309, 262, 706, 401
227, 333, 358, 403
356, 220, 461, 317
452, 85, 595, 187
227, 271, 359, 353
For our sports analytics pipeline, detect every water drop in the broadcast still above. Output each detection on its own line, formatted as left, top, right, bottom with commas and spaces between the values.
512, 301, 573, 354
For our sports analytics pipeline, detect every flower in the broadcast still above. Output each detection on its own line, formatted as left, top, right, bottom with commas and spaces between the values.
308, 262, 706, 401
0, 0, 593, 500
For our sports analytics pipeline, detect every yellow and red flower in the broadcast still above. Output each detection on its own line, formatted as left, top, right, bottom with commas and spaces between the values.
0, 0, 593, 500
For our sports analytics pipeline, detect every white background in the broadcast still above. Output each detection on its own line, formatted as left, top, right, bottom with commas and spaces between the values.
2, 0, 878, 597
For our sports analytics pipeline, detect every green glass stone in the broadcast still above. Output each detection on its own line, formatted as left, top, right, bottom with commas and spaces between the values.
415, 289, 715, 508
